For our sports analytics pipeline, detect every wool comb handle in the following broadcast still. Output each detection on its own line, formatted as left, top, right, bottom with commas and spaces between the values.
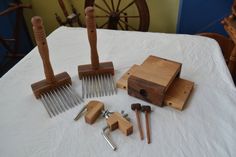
31, 16, 56, 83
85, 6, 99, 70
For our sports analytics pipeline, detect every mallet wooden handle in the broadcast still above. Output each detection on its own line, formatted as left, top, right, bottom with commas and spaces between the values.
135, 109, 144, 140
32, 16, 56, 83
145, 112, 151, 144
85, 7, 99, 69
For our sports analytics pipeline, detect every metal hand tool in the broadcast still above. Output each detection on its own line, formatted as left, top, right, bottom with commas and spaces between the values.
31, 16, 83, 117
78, 7, 116, 98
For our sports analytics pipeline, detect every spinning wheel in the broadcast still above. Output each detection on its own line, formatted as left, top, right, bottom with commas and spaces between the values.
84, 0, 150, 31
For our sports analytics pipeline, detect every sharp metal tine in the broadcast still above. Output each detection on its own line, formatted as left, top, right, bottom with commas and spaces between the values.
111, 74, 117, 94
42, 94, 56, 117
108, 74, 114, 95
90, 76, 93, 98
61, 86, 76, 107
98, 75, 103, 97
56, 88, 70, 110
96, 75, 101, 97
50, 91, 63, 113
87, 76, 91, 98
109, 74, 116, 95
105, 74, 111, 96
64, 85, 80, 105
53, 89, 67, 111
59, 86, 74, 109
82, 77, 85, 99
49, 91, 61, 114
41, 95, 53, 117
101, 75, 107, 96
46, 92, 59, 115
85, 76, 89, 99
65, 85, 80, 105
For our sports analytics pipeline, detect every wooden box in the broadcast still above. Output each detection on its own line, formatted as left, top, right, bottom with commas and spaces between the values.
117, 55, 194, 110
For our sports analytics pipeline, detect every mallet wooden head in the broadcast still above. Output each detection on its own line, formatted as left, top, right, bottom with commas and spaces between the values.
141, 105, 151, 113
131, 103, 142, 111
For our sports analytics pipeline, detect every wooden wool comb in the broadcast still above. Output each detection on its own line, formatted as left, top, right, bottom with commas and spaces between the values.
78, 7, 116, 98
31, 16, 83, 117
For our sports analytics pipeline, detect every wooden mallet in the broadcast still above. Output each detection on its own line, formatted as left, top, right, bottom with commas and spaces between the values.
131, 103, 144, 140
141, 105, 151, 144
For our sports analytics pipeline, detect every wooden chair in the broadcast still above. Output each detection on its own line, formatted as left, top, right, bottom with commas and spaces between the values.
199, 2, 236, 79
55, 0, 83, 27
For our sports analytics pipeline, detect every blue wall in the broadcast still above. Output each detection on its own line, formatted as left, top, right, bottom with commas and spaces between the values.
177, 0, 234, 35
0, 0, 33, 63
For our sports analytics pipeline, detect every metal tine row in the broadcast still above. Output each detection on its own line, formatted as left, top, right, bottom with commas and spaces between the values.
40, 84, 83, 117
82, 74, 117, 99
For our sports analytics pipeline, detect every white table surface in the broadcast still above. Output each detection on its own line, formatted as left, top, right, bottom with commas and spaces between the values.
0, 27, 236, 157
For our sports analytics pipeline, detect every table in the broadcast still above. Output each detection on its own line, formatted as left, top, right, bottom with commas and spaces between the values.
1, 27, 236, 157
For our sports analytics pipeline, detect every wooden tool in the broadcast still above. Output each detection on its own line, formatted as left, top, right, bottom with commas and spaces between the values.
131, 103, 144, 140
31, 16, 83, 117
78, 6, 116, 98
117, 55, 194, 110
74, 100, 104, 124
106, 112, 133, 136
102, 111, 133, 151
141, 105, 151, 144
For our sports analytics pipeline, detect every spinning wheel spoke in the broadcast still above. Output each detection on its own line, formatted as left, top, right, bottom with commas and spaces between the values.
102, 0, 112, 12
118, 0, 136, 14
118, 22, 125, 30
119, 15, 140, 18
111, 0, 115, 11
119, 19, 138, 31
99, 20, 109, 28
94, 3, 110, 14
95, 15, 109, 18
116, 0, 122, 12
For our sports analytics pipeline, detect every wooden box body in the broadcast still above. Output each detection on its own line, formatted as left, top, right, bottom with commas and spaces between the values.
128, 56, 182, 107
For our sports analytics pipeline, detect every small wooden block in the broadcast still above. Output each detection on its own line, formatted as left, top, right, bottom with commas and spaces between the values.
78, 62, 114, 79
31, 72, 72, 99
85, 100, 104, 124
116, 64, 140, 90
106, 112, 133, 136
164, 78, 194, 110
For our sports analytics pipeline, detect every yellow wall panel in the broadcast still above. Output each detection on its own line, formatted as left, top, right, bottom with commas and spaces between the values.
22, 0, 179, 35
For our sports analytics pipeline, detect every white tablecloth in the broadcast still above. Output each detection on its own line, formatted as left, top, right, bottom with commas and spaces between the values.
0, 27, 236, 157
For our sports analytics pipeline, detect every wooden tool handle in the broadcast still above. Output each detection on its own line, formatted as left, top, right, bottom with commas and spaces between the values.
145, 112, 151, 144
58, 0, 69, 17
135, 110, 144, 140
31, 16, 56, 83
85, 7, 99, 69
